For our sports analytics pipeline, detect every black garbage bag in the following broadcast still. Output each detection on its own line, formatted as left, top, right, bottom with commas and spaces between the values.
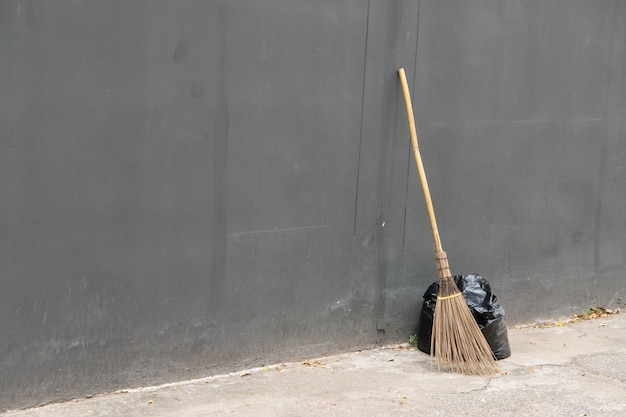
417, 274, 511, 360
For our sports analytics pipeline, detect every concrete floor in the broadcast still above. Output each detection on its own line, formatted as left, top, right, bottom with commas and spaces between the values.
4, 312, 626, 417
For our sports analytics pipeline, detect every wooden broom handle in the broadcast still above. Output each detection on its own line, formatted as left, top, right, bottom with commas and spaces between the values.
398, 68, 444, 253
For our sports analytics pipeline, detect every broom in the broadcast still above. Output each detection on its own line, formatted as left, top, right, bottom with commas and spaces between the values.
397, 68, 499, 375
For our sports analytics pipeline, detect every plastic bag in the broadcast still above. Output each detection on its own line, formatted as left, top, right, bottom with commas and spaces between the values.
417, 274, 511, 360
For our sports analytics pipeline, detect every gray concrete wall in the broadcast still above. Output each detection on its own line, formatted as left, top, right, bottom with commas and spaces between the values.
1, 0, 624, 410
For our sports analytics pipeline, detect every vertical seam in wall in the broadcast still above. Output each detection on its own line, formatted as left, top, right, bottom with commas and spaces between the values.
401, 0, 421, 266
412, 0, 421, 77
594, 3, 618, 269
209, 2, 230, 313
353, 0, 371, 238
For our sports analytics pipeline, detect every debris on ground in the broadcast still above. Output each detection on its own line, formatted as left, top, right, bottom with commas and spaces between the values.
519, 307, 619, 329
301, 359, 325, 368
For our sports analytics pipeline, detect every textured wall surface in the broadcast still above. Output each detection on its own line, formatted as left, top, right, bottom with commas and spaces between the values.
1, 0, 625, 410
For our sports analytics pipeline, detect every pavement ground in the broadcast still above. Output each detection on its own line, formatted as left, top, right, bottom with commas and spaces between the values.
3, 311, 626, 417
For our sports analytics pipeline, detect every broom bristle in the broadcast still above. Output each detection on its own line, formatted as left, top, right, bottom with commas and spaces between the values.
431, 255, 499, 375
